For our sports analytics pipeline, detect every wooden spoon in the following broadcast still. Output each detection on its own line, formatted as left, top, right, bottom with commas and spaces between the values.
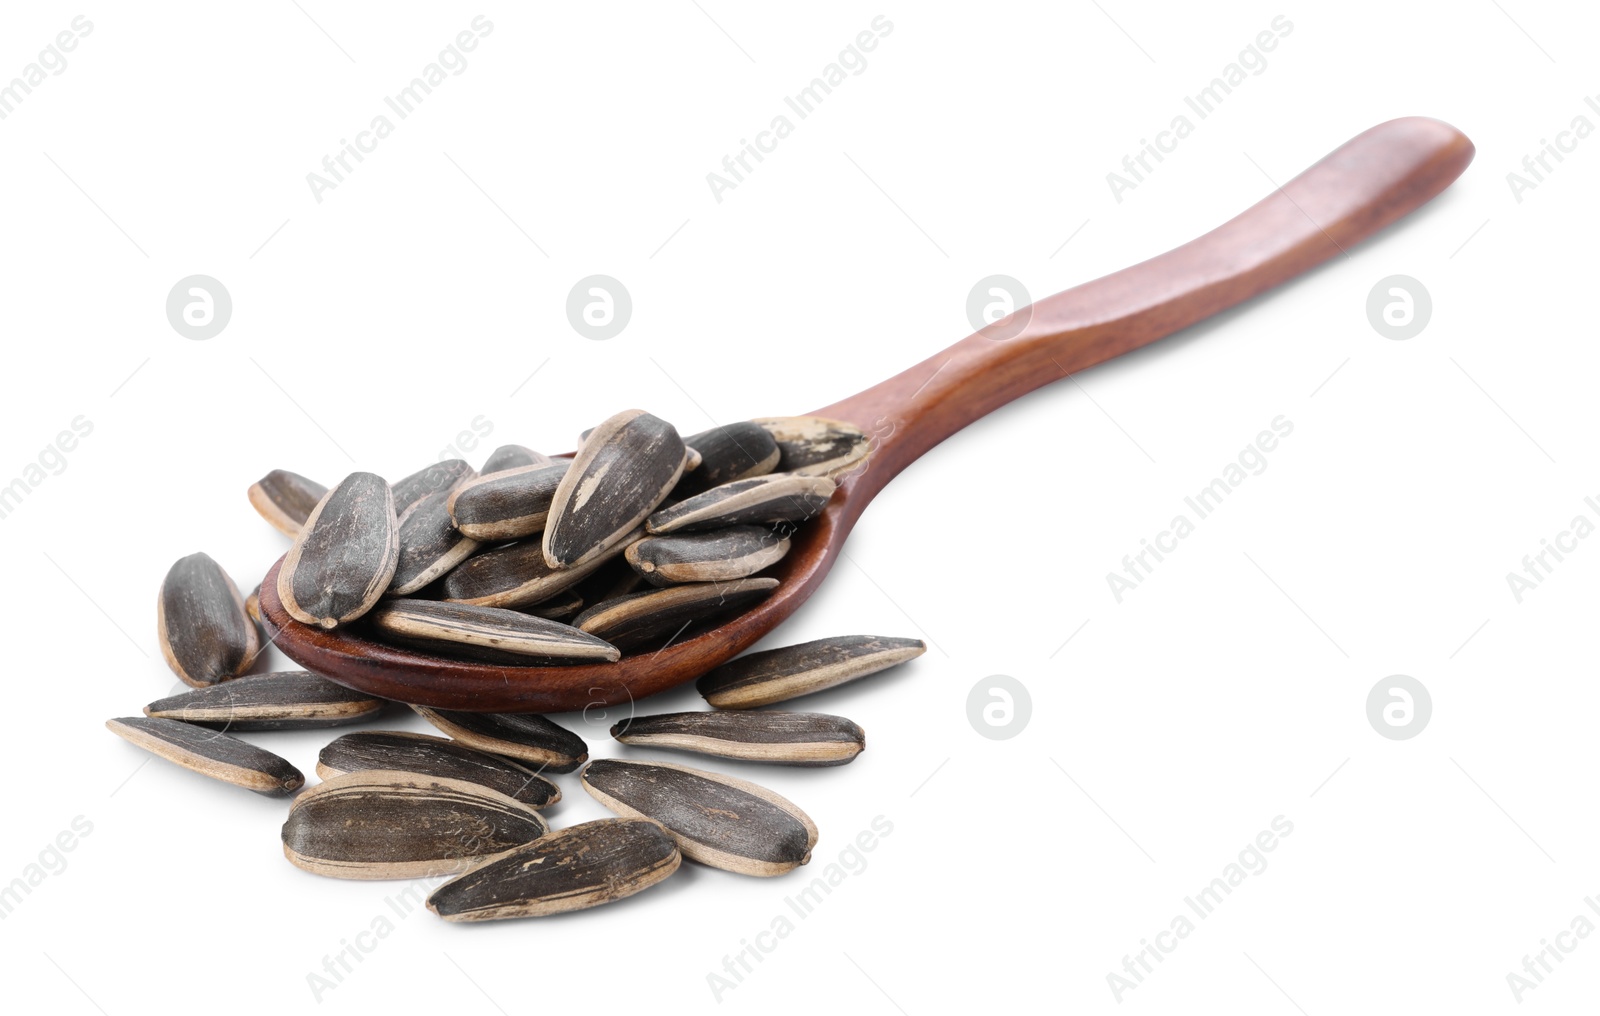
261, 116, 1474, 712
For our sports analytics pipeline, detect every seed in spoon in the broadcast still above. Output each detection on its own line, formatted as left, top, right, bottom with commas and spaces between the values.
157, 552, 259, 687
411, 707, 589, 773
247, 469, 327, 537
144, 671, 384, 730
581, 758, 817, 876
543, 410, 686, 570
573, 577, 779, 653
447, 462, 567, 541
625, 526, 789, 586
368, 599, 620, 663
697, 635, 926, 708
105, 716, 304, 796
441, 529, 638, 609
612, 710, 865, 766
427, 818, 680, 921
390, 488, 479, 595
391, 459, 475, 516
277, 472, 399, 629
480, 444, 551, 474
645, 474, 834, 535
317, 730, 560, 809
281, 769, 547, 880
524, 587, 584, 621
753, 416, 871, 479
682, 422, 780, 491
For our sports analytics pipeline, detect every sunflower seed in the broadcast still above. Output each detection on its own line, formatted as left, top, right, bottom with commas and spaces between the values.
573, 577, 779, 652
581, 759, 817, 876
625, 527, 789, 586
248, 470, 328, 537
389, 489, 480, 596
105, 716, 304, 796
544, 410, 686, 570
683, 422, 780, 491
428, 818, 679, 921
697, 635, 926, 708
524, 587, 584, 621
441, 530, 637, 609
317, 730, 560, 809
281, 770, 547, 880
278, 472, 399, 629
144, 671, 384, 730
645, 474, 835, 535
612, 711, 865, 766
447, 463, 568, 541
368, 599, 619, 664
754, 416, 870, 479
245, 583, 262, 625
157, 552, 259, 687
578, 428, 697, 470
481, 444, 551, 474
391, 459, 475, 516
412, 707, 589, 773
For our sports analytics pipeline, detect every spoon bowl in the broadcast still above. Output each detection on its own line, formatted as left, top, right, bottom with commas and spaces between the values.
262, 116, 1475, 712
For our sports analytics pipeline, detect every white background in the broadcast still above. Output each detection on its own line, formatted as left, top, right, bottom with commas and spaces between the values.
0, 2, 1594, 1012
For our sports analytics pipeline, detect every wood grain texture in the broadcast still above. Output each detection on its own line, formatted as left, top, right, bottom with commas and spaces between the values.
157, 552, 259, 687
106, 716, 304, 796
626, 527, 790, 586
391, 459, 475, 516
697, 635, 925, 708
427, 818, 679, 921
316, 730, 560, 808
446, 463, 567, 541
144, 671, 384, 730
612, 710, 865, 766
411, 707, 589, 772
247, 470, 327, 537
543, 410, 685, 569
262, 118, 1473, 711
581, 758, 817, 876
278, 472, 399, 629
644, 473, 835, 534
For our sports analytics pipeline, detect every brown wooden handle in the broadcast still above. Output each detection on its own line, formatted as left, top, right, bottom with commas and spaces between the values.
816, 116, 1473, 504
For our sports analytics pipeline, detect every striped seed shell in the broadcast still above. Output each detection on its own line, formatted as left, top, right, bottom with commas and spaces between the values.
157, 552, 259, 687
412, 707, 589, 773
247, 469, 328, 537
581, 759, 817, 876
525, 587, 584, 621
447, 463, 567, 541
317, 730, 560, 809
573, 577, 779, 652
281, 770, 547, 880
427, 818, 679, 921
441, 529, 638, 609
391, 459, 475, 516
645, 474, 835, 535
368, 599, 619, 663
390, 488, 479, 595
698, 635, 926, 708
143, 671, 384, 730
683, 422, 780, 490
625, 526, 789, 587
754, 416, 871, 479
480, 444, 551, 474
612, 711, 865, 766
580, 429, 700, 473
277, 472, 400, 629
105, 717, 304, 796
543, 410, 685, 570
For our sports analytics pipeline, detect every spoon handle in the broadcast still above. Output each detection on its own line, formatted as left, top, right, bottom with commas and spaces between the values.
817, 116, 1474, 501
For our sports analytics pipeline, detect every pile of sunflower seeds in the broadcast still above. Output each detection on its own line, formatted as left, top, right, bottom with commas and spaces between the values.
107, 411, 937, 920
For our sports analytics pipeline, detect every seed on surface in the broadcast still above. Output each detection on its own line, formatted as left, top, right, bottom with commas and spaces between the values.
625, 527, 789, 587
428, 818, 679, 921
525, 587, 584, 621
481, 444, 551, 474
612, 711, 865, 766
248, 470, 328, 537
368, 599, 620, 663
158, 552, 259, 687
753, 416, 870, 479
317, 730, 560, 809
390, 489, 479, 595
698, 635, 926, 708
144, 671, 385, 730
682, 422, 780, 491
105, 716, 304, 796
277, 472, 399, 629
441, 530, 637, 609
447, 463, 568, 541
645, 474, 835, 534
281, 769, 547, 880
543, 410, 686, 570
391, 459, 476, 516
573, 577, 779, 652
581, 759, 817, 876
412, 707, 589, 773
